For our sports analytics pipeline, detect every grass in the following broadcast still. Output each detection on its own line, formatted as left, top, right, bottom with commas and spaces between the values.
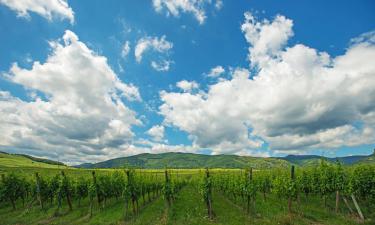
0, 152, 69, 169
219, 191, 369, 225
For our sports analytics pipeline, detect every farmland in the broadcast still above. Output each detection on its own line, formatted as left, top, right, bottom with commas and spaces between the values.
0, 159, 374, 225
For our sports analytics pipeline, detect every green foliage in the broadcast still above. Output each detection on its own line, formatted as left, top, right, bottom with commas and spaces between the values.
272, 173, 298, 199
348, 165, 375, 200
77, 152, 290, 169
0, 166, 374, 225
199, 170, 212, 202
75, 177, 88, 204
0, 173, 30, 209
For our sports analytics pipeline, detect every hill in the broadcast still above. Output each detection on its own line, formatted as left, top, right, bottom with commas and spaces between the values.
75, 151, 375, 169
281, 153, 373, 166
75, 152, 290, 169
356, 150, 375, 164
0, 151, 67, 168
1, 150, 373, 170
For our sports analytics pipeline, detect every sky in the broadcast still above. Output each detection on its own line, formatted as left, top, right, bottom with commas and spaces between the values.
0, 0, 375, 164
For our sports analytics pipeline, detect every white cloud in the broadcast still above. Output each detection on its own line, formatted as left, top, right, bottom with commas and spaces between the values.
146, 125, 165, 142
350, 30, 375, 45
241, 12, 293, 68
0, 30, 142, 164
159, 13, 375, 155
134, 35, 173, 63
132, 138, 201, 154
206, 65, 225, 77
152, 0, 222, 24
0, 0, 74, 23
121, 41, 130, 58
151, 60, 173, 72
176, 80, 199, 92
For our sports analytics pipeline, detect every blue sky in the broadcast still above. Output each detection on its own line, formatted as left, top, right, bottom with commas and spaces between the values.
0, 0, 374, 163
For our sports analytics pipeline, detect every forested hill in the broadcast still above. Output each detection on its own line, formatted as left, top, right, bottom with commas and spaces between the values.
76, 152, 290, 169
75, 151, 375, 169
1, 150, 373, 169
280, 152, 374, 167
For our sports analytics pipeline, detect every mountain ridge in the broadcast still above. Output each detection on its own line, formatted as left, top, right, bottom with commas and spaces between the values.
74, 151, 375, 169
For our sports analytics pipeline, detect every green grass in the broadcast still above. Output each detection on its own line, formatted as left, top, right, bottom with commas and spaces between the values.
0, 152, 68, 169
218, 191, 372, 225
166, 185, 253, 225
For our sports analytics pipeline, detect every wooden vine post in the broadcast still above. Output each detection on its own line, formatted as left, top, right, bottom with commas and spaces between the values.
35, 172, 44, 210
205, 168, 214, 220
288, 165, 295, 214
335, 190, 340, 213
246, 168, 253, 214
126, 170, 137, 215
123, 170, 128, 219
55, 178, 62, 216
351, 194, 364, 221
88, 171, 96, 217
61, 171, 73, 211
92, 171, 102, 206
342, 196, 353, 214
165, 170, 172, 207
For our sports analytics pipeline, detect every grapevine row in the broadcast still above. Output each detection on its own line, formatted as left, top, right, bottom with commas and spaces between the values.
0, 169, 187, 220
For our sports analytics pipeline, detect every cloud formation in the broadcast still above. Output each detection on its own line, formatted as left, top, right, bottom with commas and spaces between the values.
0, 0, 74, 23
206, 65, 225, 77
146, 125, 165, 142
152, 0, 222, 24
159, 13, 375, 154
134, 35, 173, 63
0, 30, 141, 164
176, 80, 199, 92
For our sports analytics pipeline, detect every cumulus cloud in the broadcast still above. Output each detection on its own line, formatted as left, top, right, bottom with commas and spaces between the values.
146, 125, 165, 142
152, 0, 222, 24
241, 12, 293, 68
159, 12, 375, 154
176, 80, 199, 92
206, 65, 225, 77
134, 35, 173, 63
0, 0, 74, 23
0, 30, 142, 164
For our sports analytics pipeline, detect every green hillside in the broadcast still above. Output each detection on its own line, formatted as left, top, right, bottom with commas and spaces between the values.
76, 152, 290, 169
281, 151, 375, 167
75, 151, 375, 169
2, 150, 372, 170
357, 150, 375, 164
0, 152, 68, 168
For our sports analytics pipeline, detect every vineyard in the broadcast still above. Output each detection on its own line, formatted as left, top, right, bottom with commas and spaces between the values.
0, 163, 374, 224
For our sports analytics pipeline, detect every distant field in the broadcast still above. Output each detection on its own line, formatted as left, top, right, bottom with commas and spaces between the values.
0, 152, 69, 169
0, 152, 243, 177
0, 166, 241, 178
